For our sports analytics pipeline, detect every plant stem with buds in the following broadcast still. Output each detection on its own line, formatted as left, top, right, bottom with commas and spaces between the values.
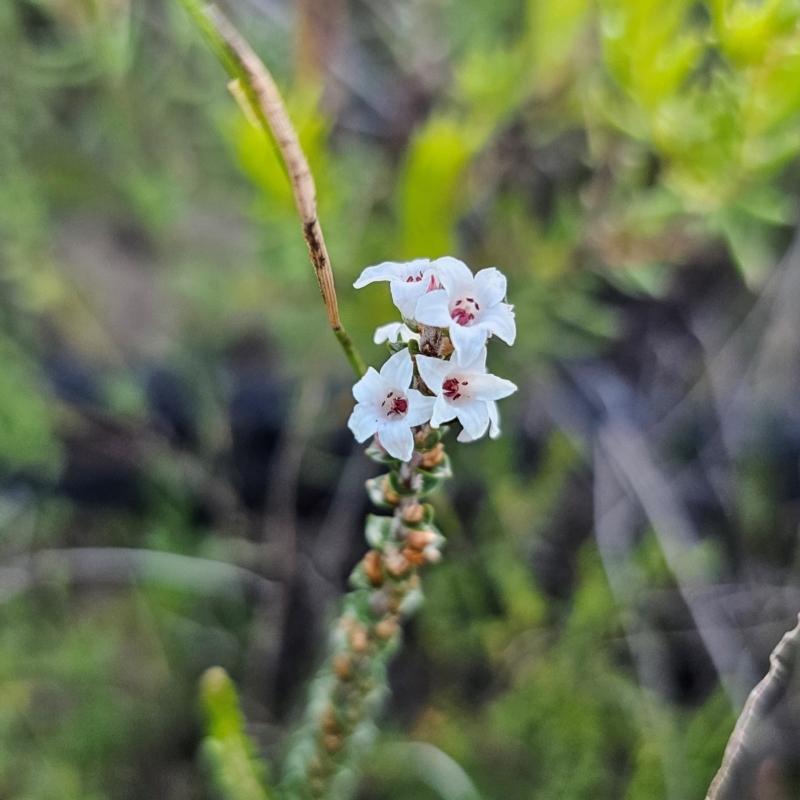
280, 327, 450, 800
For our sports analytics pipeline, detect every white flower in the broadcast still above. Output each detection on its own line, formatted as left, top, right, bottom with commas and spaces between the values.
348, 349, 435, 461
415, 347, 516, 442
354, 259, 439, 319
414, 257, 516, 364
373, 322, 419, 345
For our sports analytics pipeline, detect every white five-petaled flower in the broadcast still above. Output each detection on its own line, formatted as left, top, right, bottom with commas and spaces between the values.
354, 259, 439, 319
348, 349, 435, 462
373, 321, 419, 345
415, 347, 517, 443
414, 257, 516, 365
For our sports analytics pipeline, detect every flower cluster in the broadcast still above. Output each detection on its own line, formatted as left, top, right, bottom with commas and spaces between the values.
348, 256, 517, 461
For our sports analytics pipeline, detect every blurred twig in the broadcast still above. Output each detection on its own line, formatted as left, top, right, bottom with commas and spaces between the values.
0, 547, 280, 604
706, 615, 800, 800
176, 0, 366, 378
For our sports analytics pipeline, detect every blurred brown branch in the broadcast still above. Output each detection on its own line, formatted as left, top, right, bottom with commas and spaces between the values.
181, 0, 365, 377
706, 615, 800, 800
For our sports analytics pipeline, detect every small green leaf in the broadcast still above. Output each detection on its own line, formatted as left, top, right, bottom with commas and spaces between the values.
365, 515, 393, 549
365, 440, 401, 466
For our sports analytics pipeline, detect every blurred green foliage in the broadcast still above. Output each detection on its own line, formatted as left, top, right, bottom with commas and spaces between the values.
200, 667, 272, 800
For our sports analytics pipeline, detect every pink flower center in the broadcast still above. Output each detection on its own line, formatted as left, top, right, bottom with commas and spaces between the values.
450, 296, 480, 327
381, 390, 408, 417
442, 377, 469, 401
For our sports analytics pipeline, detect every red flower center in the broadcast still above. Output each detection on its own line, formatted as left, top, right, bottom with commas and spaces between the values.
450, 296, 480, 326
443, 377, 469, 401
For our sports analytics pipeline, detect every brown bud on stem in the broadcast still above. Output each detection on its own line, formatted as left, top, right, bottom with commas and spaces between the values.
332, 654, 352, 681
420, 443, 444, 469
363, 550, 384, 587
403, 547, 427, 566
374, 616, 400, 641
381, 476, 400, 506
402, 501, 425, 524
406, 528, 436, 550
384, 549, 411, 577
349, 624, 368, 652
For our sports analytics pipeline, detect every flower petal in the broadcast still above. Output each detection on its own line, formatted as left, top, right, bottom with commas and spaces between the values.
380, 348, 414, 390
355, 258, 432, 288
449, 322, 488, 365
391, 279, 429, 319
415, 355, 452, 395
430, 395, 457, 428
378, 420, 415, 461
487, 400, 501, 438
454, 345, 488, 372
465, 373, 517, 402
354, 261, 405, 288
473, 268, 507, 307
405, 389, 435, 426
414, 290, 452, 328
456, 400, 490, 441
432, 256, 473, 296
348, 403, 379, 442
373, 322, 405, 344
480, 303, 516, 345
352, 367, 388, 405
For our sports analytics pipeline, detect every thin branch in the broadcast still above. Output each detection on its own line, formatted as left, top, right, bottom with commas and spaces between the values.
0, 547, 280, 605
177, 0, 366, 377
706, 614, 800, 800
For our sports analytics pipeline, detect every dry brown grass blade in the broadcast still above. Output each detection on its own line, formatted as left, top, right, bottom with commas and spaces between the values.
706, 615, 800, 800
199, 3, 365, 376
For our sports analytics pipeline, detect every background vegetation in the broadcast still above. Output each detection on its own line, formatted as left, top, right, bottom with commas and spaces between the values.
2, 0, 800, 797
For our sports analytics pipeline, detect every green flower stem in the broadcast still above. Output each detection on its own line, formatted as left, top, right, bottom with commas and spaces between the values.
279, 330, 451, 800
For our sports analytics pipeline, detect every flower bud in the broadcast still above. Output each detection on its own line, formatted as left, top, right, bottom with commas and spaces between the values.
402, 547, 426, 566
384, 548, 411, 577
349, 624, 368, 652
381, 476, 400, 506
332, 654, 352, 681
420, 443, 444, 469
374, 615, 400, 640
406, 528, 436, 550
402, 501, 425, 524
363, 550, 384, 587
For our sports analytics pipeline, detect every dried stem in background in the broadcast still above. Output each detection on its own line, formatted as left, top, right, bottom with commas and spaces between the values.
178, 0, 365, 378
705, 615, 800, 800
